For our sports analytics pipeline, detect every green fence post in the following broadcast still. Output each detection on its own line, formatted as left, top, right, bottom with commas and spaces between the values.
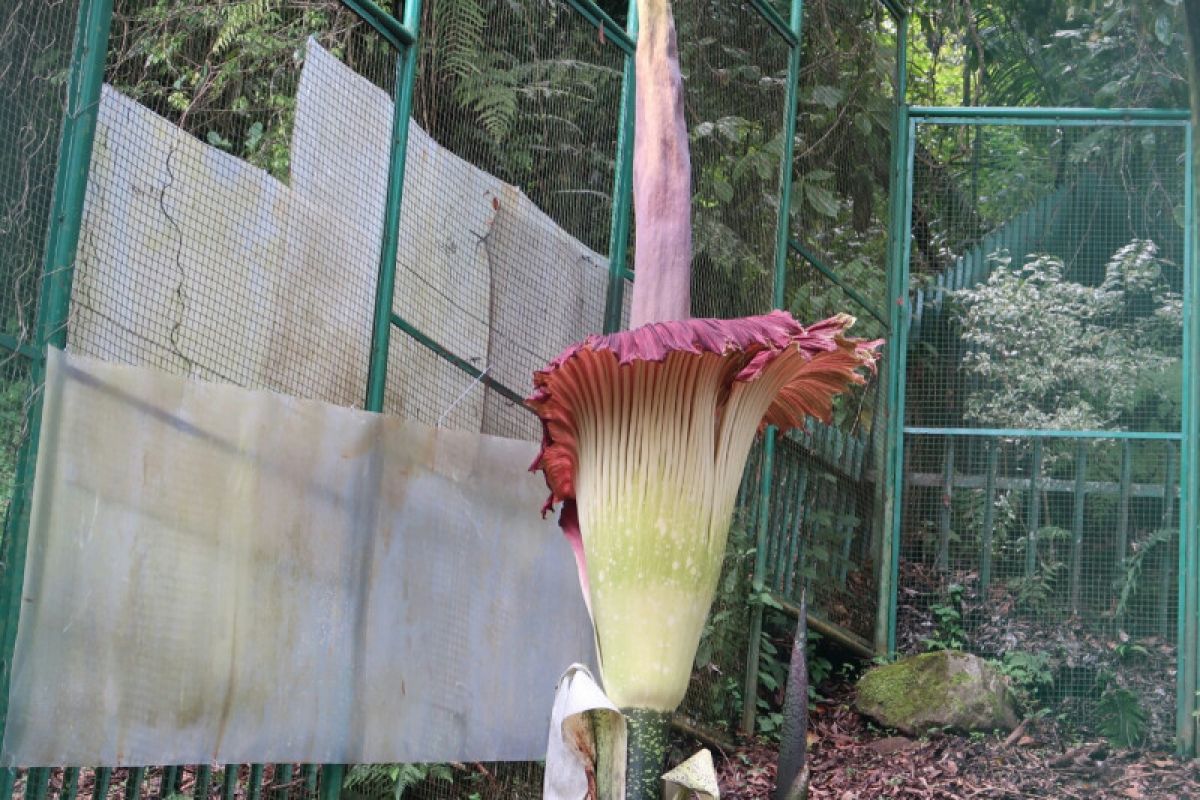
0, 0, 114, 762
740, 0, 805, 737
1177, 116, 1197, 757
317, 766, 345, 800
1069, 442, 1086, 616
979, 438, 998, 596
364, 0, 423, 413
1024, 440, 1043, 579
602, 0, 638, 334
880, 12, 910, 656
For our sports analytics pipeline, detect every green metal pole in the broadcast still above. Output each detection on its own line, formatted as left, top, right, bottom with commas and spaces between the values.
0, 0, 113, 758
1023, 440, 1044, 578
741, 0, 804, 737
771, 0, 803, 311
908, 105, 1190, 124
318, 766, 345, 800
365, 0, 423, 413
602, 0, 638, 334
1177, 116, 1197, 756
880, 12, 910, 657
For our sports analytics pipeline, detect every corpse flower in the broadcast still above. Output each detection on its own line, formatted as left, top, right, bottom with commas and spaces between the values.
530, 313, 878, 795
530, 0, 881, 796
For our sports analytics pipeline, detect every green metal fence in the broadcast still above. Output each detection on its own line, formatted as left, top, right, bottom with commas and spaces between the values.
887, 107, 1197, 754
0, 0, 901, 795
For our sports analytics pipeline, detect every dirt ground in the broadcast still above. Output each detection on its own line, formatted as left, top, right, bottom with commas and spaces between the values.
706, 687, 1200, 800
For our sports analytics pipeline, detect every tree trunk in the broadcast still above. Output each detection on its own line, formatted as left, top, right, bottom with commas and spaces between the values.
773, 584, 810, 800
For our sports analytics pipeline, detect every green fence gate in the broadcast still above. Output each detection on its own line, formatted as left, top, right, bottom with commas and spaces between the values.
886, 106, 1198, 754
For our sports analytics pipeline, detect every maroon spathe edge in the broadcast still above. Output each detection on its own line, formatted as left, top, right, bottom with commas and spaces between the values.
525, 311, 882, 518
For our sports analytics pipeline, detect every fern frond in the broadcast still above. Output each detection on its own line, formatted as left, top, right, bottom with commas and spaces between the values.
435, 0, 486, 83
212, 0, 275, 58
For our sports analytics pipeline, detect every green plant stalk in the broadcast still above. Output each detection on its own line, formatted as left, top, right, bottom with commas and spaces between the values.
623, 708, 671, 800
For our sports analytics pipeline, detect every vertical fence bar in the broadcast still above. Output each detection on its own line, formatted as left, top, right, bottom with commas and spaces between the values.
742, 0, 805, 735
1024, 440, 1044, 579
0, 0, 114, 759
93, 769, 112, 800
1117, 440, 1133, 579
194, 766, 212, 800
979, 439, 998, 595
1069, 442, 1086, 615
602, 0, 638, 334
125, 767, 145, 800
1180, 114, 1199, 756
317, 766, 343, 800
273, 765, 293, 800
1160, 443, 1178, 637
248, 766, 265, 800
883, 51, 912, 655
785, 468, 811, 597
364, 0, 423, 412
27, 768, 48, 800
301, 766, 318, 797
936, 440, 954, 571
160, 768, 179, 800
221, 766, 239, 800
63, 768, 80, 800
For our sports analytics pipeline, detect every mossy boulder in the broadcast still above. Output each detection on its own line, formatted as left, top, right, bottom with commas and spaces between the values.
855, 650, 1019, 736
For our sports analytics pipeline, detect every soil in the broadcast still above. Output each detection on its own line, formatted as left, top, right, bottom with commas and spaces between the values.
706, 685, 1200, 799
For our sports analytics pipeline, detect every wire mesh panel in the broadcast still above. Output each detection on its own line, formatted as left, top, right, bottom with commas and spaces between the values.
72, 1, 398, 408
390, 0, 625, 443
750, 0, 895, 654
789, 0, 894, 331
897, 116, 1189, 750
0, 0, 82, 517
683, 0, 790, 321
670, 0, 796, 736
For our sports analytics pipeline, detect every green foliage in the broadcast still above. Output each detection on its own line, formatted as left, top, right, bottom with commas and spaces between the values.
342, 763, 454, 800
0, 377, 28, 520
1114, 527, 1175, 621
1096, 687, 1148, 748
108, 0, 376, 179
922, 583, 965, 652
692, 522, 755, 728
952, 241, 1182, 432
994, 650, 1054, 713
1005, 526, 1070, 613
908, 0, 1188, 110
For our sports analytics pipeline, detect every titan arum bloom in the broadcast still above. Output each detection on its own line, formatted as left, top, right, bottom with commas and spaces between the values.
530, 0, 880, 796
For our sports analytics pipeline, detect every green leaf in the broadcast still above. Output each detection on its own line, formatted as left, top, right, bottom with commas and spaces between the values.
713, 178, 734, 203
1155, 13, 1172, 45
808, 85, 844, 109
805, 169, 834, 182
854, 111, 872, 135
805, 184, 840, 217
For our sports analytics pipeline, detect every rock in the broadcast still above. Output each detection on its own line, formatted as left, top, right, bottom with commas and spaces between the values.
854, 650, 1019, 736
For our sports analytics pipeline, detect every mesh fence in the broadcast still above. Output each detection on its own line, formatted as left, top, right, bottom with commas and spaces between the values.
757, 0, 895, 656
73, 0, 397, 405
0, 0, 906, 793
673, 0, 794, 736
898, 119, 1188, 749
388, 0, 626, 443
0, 0, 81, 522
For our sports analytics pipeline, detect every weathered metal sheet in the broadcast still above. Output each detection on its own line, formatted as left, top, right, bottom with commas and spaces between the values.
2, 350, 593, 766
